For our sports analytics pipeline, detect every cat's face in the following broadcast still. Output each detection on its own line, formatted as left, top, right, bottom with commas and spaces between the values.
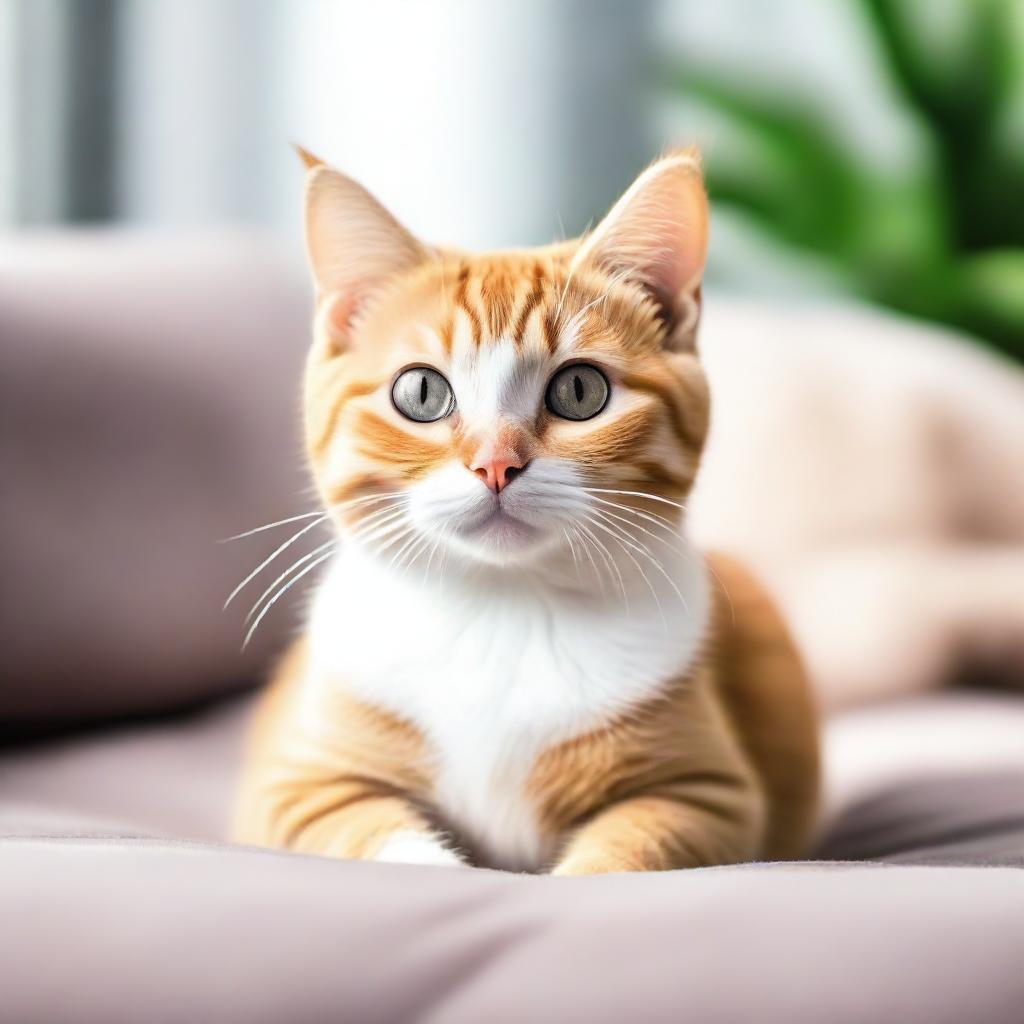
301, 151, 709, 573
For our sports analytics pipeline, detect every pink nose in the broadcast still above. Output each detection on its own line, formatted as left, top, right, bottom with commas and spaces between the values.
470, 454, 529, 493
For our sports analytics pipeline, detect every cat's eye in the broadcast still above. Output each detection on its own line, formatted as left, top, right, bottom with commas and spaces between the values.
391, 366, 455, 423
545, 363, 610, 421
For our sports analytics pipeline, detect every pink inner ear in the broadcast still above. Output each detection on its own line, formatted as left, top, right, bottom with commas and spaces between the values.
578, 156, 709, 308
304, 166, 427, 326
321, 287, 369, 353
644, 183, 708, 302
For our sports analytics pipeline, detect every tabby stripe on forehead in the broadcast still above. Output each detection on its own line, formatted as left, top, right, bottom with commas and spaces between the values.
454, 265, 482, 347
482, 269, 514, 339
312, 378, 380, 457
512, 264, 546, 346
623, 372, 700, 450
438, 313, 455, 355
541, 310, 560, 354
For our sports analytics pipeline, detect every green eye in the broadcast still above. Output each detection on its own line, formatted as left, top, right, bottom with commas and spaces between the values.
545, 363, 610, 421
392, 367, 455, 423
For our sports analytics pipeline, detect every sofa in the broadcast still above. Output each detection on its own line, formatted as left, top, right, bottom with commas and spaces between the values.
2, 232, 1022, 1023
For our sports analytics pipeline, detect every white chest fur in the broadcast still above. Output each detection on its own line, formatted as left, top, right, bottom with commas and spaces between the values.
306, 544, 709, 871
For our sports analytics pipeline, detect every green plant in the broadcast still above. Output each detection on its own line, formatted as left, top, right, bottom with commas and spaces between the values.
669, 0, 1024, 362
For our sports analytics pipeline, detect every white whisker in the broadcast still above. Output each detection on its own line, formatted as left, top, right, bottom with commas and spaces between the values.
585, 487, 688, 513
224, 514, 329, 610
370, 524, 416, 561
399, 532, 435, 578
585, 513, 665, 629
421, 533, 445, 586
590, 496, 680, 535
222, 509, 324, 542
352, 515, 409, 548
589, 508, 689, 615
576, 519, 627, 609
337, 490, 408, 509
571, 524, 607, 598
347, 503, 407, 537
704, 558, 737, 628
242, 547, 337, 651
562, 528, 583, 585
388, 528, 426, 575
590, 502, 686, 560
244, 538, 338, 626
223, 491, 406, 543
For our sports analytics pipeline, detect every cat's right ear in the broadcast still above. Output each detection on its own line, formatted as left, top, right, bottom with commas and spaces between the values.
300, 153, 427, 352
571, 148, 708, 352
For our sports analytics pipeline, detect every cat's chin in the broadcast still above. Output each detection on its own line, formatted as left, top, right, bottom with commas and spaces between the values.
464, 507, 535, 543
438, 511, 559, 568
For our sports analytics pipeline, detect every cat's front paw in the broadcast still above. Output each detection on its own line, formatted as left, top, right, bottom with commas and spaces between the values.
551, 851, 639, 876
374, 831, 466, 868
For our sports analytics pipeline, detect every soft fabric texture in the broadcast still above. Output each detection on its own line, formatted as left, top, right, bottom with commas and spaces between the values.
0, 841, 1021, 1024
0, 232, 311, 729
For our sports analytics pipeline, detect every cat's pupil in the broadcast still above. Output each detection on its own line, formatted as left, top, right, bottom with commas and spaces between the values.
573, 375, 584, 403
419, 375, 428, 404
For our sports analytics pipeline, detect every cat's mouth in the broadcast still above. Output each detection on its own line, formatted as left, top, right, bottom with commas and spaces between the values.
463, 506, 536, 542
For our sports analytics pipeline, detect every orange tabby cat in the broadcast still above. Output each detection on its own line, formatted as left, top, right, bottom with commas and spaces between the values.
233, 148, 819, 873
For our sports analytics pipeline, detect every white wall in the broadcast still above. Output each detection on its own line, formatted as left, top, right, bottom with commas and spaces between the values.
111, 0, 656, 250
116, 0, 284, 225
4, 0, 659, 245
0, 0, 73, 225
280, 0, 654, 249
0, 0, 16, 225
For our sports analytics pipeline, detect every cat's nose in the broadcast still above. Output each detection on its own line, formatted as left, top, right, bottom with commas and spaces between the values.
470, 454, 530, 493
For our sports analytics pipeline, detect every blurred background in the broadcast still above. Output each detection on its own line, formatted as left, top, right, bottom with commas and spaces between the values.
3, 0, 1023, 362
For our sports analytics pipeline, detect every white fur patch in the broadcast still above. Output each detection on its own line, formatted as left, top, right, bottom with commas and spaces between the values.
374, 831, 465, 867
307, 537, 709, 872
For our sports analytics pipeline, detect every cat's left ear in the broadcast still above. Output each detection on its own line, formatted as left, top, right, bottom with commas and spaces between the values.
300, 150, 428, 351
572, 148, 708, 351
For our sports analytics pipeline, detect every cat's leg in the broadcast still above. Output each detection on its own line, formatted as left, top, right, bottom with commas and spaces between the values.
236, 773, 465, 867
550, 786, 765, 876
234, 643, 465, 867
292, 789, 465, 867
539, 657, 770, 875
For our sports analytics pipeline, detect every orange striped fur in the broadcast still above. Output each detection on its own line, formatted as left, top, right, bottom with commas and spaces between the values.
233, 150, 819, 873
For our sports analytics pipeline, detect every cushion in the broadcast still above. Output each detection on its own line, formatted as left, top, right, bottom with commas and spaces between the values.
3, 691, 1022, 1021
0, 839, 1020, 1023
0, 231, 311, 730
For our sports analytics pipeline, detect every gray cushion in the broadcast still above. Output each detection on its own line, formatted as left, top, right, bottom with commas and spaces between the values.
0, 839, 1020, 1024
0, 694, 251, 841
0, 232, 311, 729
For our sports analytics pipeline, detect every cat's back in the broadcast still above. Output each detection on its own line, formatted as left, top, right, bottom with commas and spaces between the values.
703, 550, 820, 859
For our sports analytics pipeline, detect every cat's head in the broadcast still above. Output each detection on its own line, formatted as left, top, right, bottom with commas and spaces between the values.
300, 149, 710, 575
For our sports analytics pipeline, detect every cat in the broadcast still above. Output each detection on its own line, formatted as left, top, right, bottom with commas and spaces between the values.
232, 148, 820, 873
